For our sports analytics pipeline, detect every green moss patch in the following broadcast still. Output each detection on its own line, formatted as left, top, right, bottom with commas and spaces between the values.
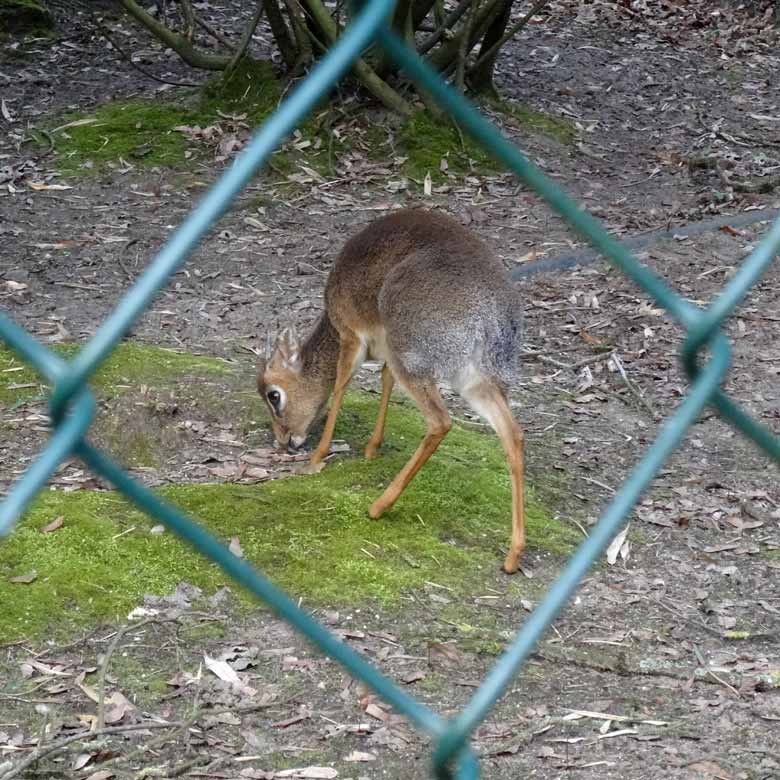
0, 390, 574, 641
492, 98, 577, 145
0, 342, 230, 408
399, 111, 500, 182
45, 58, 286, 177
49, 102, 202, 175
200, 58, 281, 122
397, 102, 575, 183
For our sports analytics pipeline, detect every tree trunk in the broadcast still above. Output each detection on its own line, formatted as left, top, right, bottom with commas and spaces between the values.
263, 0, 299, 69
469, 0, 512, 94
301, 0, 413, 115
426, 0, 502, 74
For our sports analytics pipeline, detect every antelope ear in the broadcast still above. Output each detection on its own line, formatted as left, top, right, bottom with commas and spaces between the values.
273, 326, 302, 372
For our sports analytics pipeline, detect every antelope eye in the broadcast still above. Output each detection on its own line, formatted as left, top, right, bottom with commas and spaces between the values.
267, 390, 281, 406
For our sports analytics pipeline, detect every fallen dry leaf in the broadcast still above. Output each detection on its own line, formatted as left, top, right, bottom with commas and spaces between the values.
40, 516, 64, 534
687, 760, 731, 779
606, 525, 630, 565
428, 641, 465, 668
272, 710, 310, 729
364, 702, 388, 721
85, 770, 115, 780
73, 752, 93, 771
343, 751, 376, 762
203, 654, 240, 686
27, 182, 73, 191
78, 682, 100, 703
9, 571, 37, 584
104, 691, 135, 724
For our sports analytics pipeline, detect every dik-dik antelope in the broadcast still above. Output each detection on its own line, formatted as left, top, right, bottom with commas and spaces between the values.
257, 209, 526, 573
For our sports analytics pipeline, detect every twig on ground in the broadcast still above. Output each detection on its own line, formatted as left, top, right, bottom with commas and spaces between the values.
578, 474, 616, 494
194, 14, 235, 49
96, 618, 159, 730
419, 0, 475, 55
92, 12, 202, 88
610, 351, 657, 420
522, 349, 610, 371
0, 722, 185, 780
653, 598, 724, 640
691, 644, 742, 698
185, 662, 204, 755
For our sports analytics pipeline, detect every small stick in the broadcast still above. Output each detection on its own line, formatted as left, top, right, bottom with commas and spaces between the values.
692, 645, 741, 698
96, 618, 168, 730
578, 475, 616, 494
611, 351, 657, 421
522, 349, 609, 371
0, 722, 185, 780
194, 14, 234, 49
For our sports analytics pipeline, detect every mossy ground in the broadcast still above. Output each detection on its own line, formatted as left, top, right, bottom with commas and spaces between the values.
46, 59, 282, 176
43, 55, 576, 183
489, 97, 577, 145
399, 110, 500, 182
0, 344, 574, 642
397, 102, 575, 182
0, 341, 230, 408
50, 102, 202, 175
1, 342, 234, 469
200, 58, 282, 122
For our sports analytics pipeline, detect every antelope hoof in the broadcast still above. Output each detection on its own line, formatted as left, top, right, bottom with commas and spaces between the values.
368, 499, 387, 519
364, 443, 379, 460
502, 551, 522, 575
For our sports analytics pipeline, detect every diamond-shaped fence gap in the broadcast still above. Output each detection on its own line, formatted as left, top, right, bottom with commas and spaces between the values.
2, 3, 779, 780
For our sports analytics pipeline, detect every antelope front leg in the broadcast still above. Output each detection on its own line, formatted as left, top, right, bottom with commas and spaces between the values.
306, 334, 363, 471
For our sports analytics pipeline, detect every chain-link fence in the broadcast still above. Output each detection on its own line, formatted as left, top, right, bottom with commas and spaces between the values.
2, 1, 779, 777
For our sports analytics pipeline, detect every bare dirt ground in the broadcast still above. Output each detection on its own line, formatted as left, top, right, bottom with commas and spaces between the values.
2, 2, 780, 779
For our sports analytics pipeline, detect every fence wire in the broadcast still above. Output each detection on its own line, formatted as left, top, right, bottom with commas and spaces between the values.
2, 1, 780, 777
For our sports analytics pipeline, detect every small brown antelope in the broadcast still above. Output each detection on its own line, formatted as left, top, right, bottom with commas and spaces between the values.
257, 209, 526, 573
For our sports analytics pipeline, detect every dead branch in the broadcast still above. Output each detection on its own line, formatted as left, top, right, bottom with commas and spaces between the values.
427, 0, 503, 75
610, 351, 657, 421
0, 722, 186, 780
96, 618, 165, 731
283, 0, 316, 78
418, 0, 475, 55
118, 0, 232, 70
194, 14, 235, 50
93, 10, 202, 88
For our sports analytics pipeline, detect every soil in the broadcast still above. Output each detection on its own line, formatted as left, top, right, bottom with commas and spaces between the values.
2, 2, 780, 780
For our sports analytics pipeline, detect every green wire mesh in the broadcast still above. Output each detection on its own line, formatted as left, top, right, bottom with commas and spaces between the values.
2, 1, 779, 777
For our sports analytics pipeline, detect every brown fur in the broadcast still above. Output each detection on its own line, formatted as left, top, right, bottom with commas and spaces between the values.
258, 209, 526, 573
